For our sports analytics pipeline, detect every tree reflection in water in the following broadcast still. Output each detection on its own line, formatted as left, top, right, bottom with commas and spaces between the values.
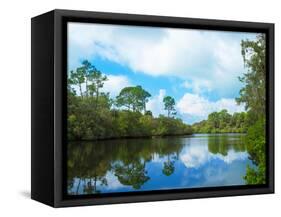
67, 137, 185, 194
67, 134, 248, 195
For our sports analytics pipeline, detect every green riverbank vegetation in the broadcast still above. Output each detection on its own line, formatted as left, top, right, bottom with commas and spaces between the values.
236, 34, 266, 184
192, 110, 248, 133
191, 34, 266, 185
67, 60, 192, 141
67, 34, 266, 185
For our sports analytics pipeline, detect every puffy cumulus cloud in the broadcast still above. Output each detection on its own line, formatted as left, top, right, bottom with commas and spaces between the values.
177, 93, 245, 121
67, 22, 165, 71
102, 75, 132, 97
68, 22, 258, 97
146, 89, 166, 117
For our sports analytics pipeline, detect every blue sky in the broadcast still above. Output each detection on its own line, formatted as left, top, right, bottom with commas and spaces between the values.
67, 22, 258, 124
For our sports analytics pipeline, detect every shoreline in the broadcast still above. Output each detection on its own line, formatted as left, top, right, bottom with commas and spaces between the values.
69, 133, 193, 142
68, 132, 246, 142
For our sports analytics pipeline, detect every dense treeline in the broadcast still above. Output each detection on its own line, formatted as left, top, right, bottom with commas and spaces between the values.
192, 109, 248, 133
236, 34, 266, 184
67, 60, 192, 140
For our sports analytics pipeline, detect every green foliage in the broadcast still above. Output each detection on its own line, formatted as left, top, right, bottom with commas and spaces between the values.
67, 137, 185, 194
162, 161, 175, 176
243, 118, 266, 184
116, 85, 151, 112
68, 60, 192, 140
153, 115, 192, 136
114, 161, 150, 189
192, 110, 247, 133
236, 34, 266, 185
163, 96, 176, 117
207, 134, 246, 156
144, 110, 153, 116
162, 155, 176, 176
236, 34, 266, 121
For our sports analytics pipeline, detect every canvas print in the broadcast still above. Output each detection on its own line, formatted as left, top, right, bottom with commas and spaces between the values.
66, 22, 266, 196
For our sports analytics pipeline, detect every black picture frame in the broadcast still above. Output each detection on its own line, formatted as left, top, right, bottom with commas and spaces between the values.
31, 9, 274, 207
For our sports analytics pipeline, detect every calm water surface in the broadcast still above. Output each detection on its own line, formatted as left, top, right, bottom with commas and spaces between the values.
67, 133, 253, 195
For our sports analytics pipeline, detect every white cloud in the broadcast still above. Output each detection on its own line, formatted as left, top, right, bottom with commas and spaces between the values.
68, 22, 257, 97
103, 172, 125, 190
182, 80, 213, 95
180, 143, 248, 169
102, 75, 132, 97
180, 144, 209, 168
68, 23, 211, 77
146, 89, 166, 117
177, 93, 245, 121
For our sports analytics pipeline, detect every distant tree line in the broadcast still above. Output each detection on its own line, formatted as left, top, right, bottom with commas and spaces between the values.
67, 60, 192, 140
192, 109, 248, 133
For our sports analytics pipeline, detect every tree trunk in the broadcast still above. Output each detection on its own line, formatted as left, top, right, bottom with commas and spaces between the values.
76, 178, 81, 194
79, 83, 83, 98
94, 176, 97, 193
95, 89, 99, 110
85, 78, 88, 97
